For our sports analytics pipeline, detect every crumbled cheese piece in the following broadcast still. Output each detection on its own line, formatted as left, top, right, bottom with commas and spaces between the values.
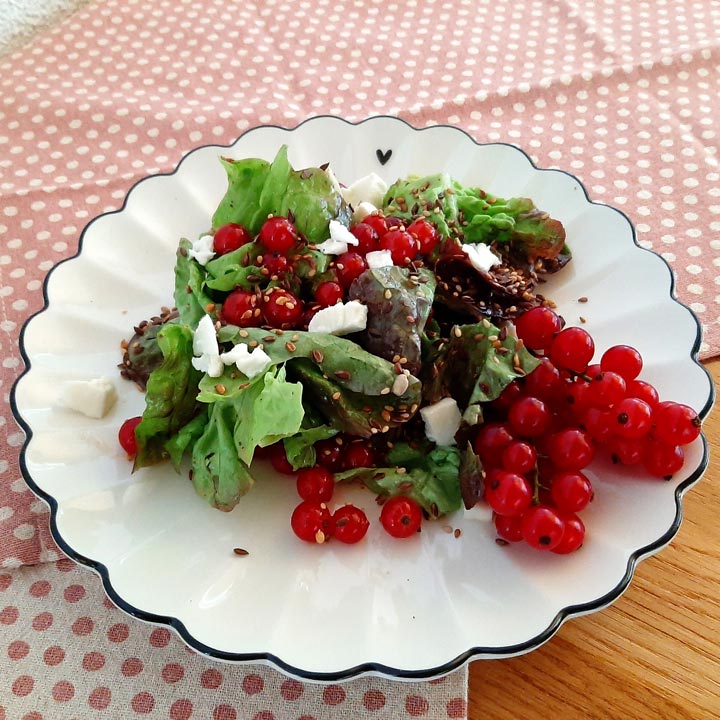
220, 343, 272, 378
342, 173, 388, 209
307, 300, 368, 336
461, 243, 501, 274
316, 220, 359, 255
192, 314, 223, 377
365, 249, 394, 269
188, 234, 216, 266
420, 397, 462, 446
462, 403, 482, 426
352, 201, 377, 223
58, 377, 118, 419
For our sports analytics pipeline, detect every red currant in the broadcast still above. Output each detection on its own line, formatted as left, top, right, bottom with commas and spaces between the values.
550, 470, 593, 513
221, 289, 260, 327
609, 436, 645, 465
261, 288, 303, 329
626, 379, 659, 408
315, 437, 345, 473
315, 281, 344, 307
291, 501, 334, 543
551, 513, 585, 554
335, 251, 367, 288
296, 466, 335, 503
581, 406, 615, 444
514, 306, 563, 352
213, 223, 251, 255
600, 345, 643, 381
341, 441, 376, 469
380, 496, 423, 539
520, 506, 566, 551
565, 379, 593, 416
118, 416, 142, 458
587, 371, 627, 409
494, 513, 524, 542
523, 359, 564, 406
474, 422, 515, 466
549, 327, 595, 373
547, 428, 594, 470
508, 396, 552, 438
260, 252, 290, 279
350, 223, 381, 254
613, 397, 653, 439
501, 441, 537, 475
485, 470, 533, 516
380, 229, 417, 265
361, 213, 389, 238
407, 218, 439, 255
332, 505, 370, 544
268, 443, 294, 475
490, 381, 523, 414
652, 401, 702, 446
643, 439, 684, 478
259, 216, 298, 254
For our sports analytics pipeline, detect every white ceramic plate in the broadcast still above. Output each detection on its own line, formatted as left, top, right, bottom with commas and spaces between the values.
12, 117, 714, 681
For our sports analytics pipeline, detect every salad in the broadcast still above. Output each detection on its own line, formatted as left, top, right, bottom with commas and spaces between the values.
117, 146, 701, 552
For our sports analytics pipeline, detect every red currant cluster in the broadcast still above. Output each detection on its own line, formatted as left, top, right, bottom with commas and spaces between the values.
213, 213, 439, 331
477, 306, 702, 553
265, 438, 425, 543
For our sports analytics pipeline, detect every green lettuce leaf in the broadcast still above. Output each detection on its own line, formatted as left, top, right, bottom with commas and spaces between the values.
211, 156, 271, 231
283, 422, 338, 471
164, 410, 208, 470
173, 240, 216, 327
134, 324, 203, 468
204, 243, 263, 292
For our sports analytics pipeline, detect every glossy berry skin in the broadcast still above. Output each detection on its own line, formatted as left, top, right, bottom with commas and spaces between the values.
626, 379, 660, 408
551, 513, 585, 554
291, 501, 334, 543
259, 216, 298, 254
407, 218, 439, 255
587, 371, 627, 409
213, 223, 252, 255
600, 345, 643, 381
332, 505, 370, 544
474, 422, 515, 466
501, 441, 537, 475
582, 406, 615, 444
550, 470, 593, 513
609, 436, 645, 465
484, 470, 533, 517
315, 281, 344, 307
643, 439, 684, 478
380, 229, 417, 265
549, 327, 595, 373
524, 359, 564, 406
315, 437, 345, 473
260, 252, 290, 279
380, 496, 423, 539
494, 513, 524, 542
296, 466, 335, 503
350, 223, 381, 254
613, 397, 653, 439
360, 214, 389, 238
222, 289, 260, 327
514, 306, 563, 351
652, 401, 702, 446
118, 416, 142, 458
342, 441, 376, 469
335, 251, 367, 288
520, 506, 566, 550
490, 381, 523, 414
547, 428, 594, 470
261, 288, 303, 328
508, 396, 552, 438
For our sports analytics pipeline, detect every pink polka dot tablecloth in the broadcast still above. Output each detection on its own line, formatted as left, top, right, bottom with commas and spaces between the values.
1, 0, 719, 717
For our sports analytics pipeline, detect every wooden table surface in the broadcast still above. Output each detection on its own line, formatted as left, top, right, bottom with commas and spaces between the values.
468, 359, 719, 720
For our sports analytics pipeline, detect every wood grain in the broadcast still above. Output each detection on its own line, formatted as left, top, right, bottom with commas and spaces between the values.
468, 359, 719, 720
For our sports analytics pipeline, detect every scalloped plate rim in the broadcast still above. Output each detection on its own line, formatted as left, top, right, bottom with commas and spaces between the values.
10, 115, 715, 682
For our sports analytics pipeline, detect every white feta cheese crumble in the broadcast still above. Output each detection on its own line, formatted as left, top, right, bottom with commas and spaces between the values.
352, 201, 377, 223
342, 173, 388, 209
461, 243, 501, 274
58, 377, 118, 419
365, 249, 394, 269
420, 397, 462, 447
316, 220, 360, 255
323, 166, 343, 196
191, 314, 223, 378
188, 234, 216, 266
307, 300, 368, 336
220, 343, 272, 379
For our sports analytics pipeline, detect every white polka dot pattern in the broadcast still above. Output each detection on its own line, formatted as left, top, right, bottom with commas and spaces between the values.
1, 0, 718, 568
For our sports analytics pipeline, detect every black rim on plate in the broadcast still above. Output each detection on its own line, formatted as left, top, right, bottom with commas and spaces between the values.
10, 116, 715, 681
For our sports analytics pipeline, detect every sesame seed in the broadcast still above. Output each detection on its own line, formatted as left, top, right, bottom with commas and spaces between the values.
332, 391, 341, 401
238, 330, 249, 338
453, 326, 462, 338
214, 384, 226, 395
384, 289, 393, 300
380, 387, 391, 395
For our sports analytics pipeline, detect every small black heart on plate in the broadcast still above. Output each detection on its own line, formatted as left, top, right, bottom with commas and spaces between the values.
376, 148, 392, 165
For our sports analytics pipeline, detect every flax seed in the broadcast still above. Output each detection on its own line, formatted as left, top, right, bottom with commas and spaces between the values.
285, 342, 297, 352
